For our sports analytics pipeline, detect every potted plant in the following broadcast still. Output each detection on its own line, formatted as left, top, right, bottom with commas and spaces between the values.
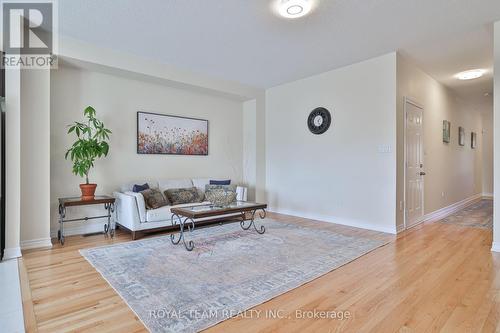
65, 106, 111, 200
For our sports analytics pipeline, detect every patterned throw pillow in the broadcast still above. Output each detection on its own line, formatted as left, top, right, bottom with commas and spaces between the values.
205, 189, 236, 206
164, 187, 201, 206
140, 188, 169, 209
205, 184, 236, 192
205, 184, 237, 206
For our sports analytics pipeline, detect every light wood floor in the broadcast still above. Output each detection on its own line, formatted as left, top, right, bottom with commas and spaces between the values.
20, 209, 500, 333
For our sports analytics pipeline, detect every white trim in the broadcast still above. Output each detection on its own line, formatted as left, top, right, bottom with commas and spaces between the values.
268, 208, 397, 234
405, 193, 483, 230
482, 193, 494, 199
403, 96, 425, 230
20, 238, 53, 250
491, 242, 500, 253
3, 247, 22, 259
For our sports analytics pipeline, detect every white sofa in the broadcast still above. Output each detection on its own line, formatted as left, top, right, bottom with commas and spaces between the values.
113, 178, 245, 239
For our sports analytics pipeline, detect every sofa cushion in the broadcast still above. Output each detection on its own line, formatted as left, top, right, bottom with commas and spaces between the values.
158, 179, 193, 192
164, 187, 201, 206
145, 205, 172, 223
141, 188, 169, 209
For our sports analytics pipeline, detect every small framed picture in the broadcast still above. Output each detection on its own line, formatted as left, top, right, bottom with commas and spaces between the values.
458, 126, 465, 146
471, 132, 477, 149
442, 120, 450, 143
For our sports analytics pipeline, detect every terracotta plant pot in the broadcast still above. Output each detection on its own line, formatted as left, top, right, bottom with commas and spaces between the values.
80, 183, 97, 201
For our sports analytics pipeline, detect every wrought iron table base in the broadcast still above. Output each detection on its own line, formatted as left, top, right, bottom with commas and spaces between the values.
170, 208, 266, 251
240, 208, 266, 234
170, 214, 195, 251
58, 202, 115, 245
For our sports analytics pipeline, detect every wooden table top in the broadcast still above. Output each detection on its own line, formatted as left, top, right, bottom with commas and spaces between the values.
171, 201, 267, 219
58, 195, 115, 207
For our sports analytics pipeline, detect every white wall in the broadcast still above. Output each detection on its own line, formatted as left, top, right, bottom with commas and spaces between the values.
50, 66, 244, 236
243, 99, 257, 201
265, 53, 398, 234
493, 21, 500, 253
4, 65, 22, 259
20, 68, 52, 249
482, 109, 494, 196
396, 55, 486, 230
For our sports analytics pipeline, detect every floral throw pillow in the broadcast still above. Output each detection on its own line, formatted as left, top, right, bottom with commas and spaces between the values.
140, 188, 169, 209
205, 185, 237, 206
164, 187, 201, 206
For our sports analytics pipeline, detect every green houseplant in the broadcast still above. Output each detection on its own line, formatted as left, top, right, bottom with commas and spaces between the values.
65, 106, 111, 200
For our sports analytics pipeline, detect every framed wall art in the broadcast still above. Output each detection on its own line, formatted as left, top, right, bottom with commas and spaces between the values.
137, 112, 208, 155
442, 120, 450, 143
458, 126, 465, 146
471, 132, 477, 149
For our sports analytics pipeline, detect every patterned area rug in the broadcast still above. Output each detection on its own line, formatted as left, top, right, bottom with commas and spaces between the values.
81, 219, 388, 333
439, 200, 493, 229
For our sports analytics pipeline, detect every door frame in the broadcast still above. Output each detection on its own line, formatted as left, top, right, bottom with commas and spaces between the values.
403, 97, 425, 230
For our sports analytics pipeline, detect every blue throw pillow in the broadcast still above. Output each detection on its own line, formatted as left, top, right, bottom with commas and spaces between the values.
133, 183, 150, 193
210, 179, 231, 185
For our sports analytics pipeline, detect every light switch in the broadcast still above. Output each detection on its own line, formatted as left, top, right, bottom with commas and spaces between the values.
377, 144, 392, 153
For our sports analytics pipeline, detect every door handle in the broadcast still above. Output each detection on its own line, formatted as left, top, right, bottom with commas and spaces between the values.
419, 172, 426, 176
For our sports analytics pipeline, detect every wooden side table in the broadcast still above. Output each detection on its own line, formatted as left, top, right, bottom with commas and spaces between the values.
58, 195, 115, 245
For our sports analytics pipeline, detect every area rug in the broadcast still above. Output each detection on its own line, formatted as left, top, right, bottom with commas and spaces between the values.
439, 199, 493, 229
81, 219, 388, 333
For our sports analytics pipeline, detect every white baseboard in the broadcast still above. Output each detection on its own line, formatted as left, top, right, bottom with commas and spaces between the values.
492, 242, 500, 253
418, 193, 483, 225
482, 193, 494, 199
3, 247, 22, 259
20, 238, 53, 250
268, 208, 397, 234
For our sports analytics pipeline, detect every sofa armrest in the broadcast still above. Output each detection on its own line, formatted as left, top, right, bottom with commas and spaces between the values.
113, 191, 144, 231
124, 191, 147, 221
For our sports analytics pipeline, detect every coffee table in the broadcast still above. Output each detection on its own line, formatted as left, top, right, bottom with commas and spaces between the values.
170, 201, 267, 251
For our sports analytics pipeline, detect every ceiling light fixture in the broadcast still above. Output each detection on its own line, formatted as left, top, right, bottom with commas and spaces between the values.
455, 69, 486, 80
277, 0, 312, 19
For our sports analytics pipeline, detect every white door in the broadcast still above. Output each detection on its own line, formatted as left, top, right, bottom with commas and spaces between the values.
405, 100, 425, 228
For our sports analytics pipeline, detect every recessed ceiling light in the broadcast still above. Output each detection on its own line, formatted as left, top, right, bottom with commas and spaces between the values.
277, 0, 312, 19
455, 69, 486, 80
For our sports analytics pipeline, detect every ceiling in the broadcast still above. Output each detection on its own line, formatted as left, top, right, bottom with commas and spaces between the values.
58, 0, 500, 104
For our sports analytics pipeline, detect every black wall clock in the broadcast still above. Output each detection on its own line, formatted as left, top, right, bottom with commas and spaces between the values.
307, 107, 331, 135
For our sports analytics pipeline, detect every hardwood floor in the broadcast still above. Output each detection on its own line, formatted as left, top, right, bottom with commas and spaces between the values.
20, 210, 499, 333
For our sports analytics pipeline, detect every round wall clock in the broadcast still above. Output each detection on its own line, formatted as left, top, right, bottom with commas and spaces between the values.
307, 107, 331, 135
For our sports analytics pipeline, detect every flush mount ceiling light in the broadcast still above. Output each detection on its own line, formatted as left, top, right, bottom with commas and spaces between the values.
277, 0, 312, 19
455, 69, 486, 80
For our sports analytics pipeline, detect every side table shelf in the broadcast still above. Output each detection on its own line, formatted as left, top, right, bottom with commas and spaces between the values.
58, 195, 115, 245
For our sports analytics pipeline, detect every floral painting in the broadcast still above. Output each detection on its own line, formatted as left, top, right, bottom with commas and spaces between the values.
137, 112, 208, 155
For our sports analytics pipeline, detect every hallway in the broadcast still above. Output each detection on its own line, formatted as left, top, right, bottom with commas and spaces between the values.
439, 199, 493, 229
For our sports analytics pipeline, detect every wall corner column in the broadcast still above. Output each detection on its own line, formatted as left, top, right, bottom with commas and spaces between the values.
492, 21, 500, 252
